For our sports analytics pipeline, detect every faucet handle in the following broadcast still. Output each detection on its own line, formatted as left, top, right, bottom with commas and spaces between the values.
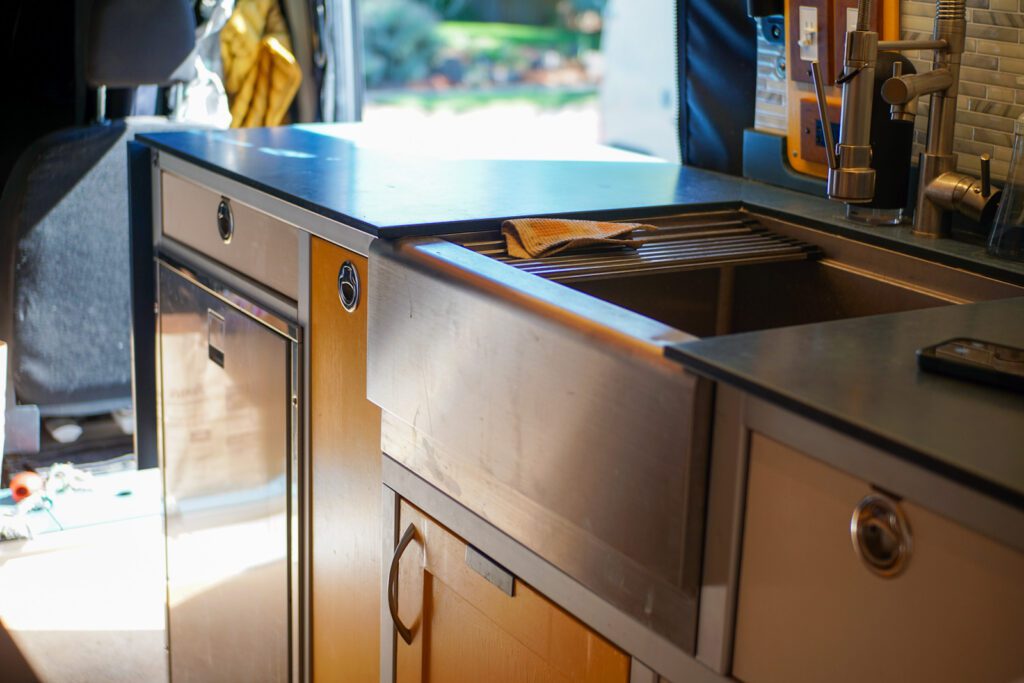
810, 61, 838, 171
980, 153, 991, 198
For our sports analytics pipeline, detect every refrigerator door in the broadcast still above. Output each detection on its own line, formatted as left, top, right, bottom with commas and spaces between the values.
158, 262, 295, 683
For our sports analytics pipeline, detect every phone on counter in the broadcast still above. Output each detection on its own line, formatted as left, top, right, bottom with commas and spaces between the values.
917, 338, 1024, 392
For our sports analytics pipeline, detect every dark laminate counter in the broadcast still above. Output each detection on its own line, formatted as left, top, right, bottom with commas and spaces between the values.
668, 297, 1024, 508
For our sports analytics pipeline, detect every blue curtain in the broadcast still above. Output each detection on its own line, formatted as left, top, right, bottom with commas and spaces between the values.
677, 0, 756, 175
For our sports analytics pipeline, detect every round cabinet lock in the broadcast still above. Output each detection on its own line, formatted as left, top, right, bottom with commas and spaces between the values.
850, 494, 912, 578
338, 261, 360, 312
216, 197, 234, 243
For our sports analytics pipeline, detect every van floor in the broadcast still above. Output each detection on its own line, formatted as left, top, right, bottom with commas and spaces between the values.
0, 468, 167, 683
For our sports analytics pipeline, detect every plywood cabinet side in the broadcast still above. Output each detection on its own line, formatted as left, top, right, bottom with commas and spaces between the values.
732, 432, 1024, 683
310, 237, 381, 683
395, 501, 631, 683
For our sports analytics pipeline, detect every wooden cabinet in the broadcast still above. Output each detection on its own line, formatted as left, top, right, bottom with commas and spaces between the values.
392, 500, 631, 683
310, 237, 382, 682
732, 433, 1024, 683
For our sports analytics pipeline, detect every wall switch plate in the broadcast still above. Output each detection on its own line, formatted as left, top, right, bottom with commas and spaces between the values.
798, 6, 819, 61
788, 0, 832, 84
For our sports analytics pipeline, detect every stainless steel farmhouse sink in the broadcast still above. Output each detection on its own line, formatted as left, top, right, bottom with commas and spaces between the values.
366, 210, 1023, 654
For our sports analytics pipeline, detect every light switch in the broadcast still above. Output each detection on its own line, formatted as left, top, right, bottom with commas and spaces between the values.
789, 0, 831, 83
798, 6, 819, 62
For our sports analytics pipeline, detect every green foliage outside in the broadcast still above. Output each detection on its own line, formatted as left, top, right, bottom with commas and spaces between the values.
362, 0, 441, 88
419, 0, 470, 18
362, 0, 603, 90
367, 86, 597, 113
420, 0, 607, 22
436, 21, 599, 58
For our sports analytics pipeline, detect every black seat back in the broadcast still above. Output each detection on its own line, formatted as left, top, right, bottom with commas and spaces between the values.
0, 0, 196, 423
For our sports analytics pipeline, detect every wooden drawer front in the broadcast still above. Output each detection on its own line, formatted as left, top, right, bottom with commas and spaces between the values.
395, 501, 630, 683
733, 433, 1024, 683
161, 172, 299, 300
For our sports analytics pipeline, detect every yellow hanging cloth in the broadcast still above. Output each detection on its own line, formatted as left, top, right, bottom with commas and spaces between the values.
220, 0, 302, 127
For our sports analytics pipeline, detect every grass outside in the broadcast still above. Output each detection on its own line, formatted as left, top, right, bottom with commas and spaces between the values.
365, 85, 597, 113
436, 21, 600, 54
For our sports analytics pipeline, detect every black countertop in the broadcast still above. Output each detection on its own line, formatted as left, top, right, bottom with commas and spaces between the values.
141, 125, 730, 235
141, 123, 1024, 505
668, 297, 1024, 508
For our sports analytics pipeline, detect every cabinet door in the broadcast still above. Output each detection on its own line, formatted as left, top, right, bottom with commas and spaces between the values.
393, 501, 631, 683
733, 433, 1024, 683
311, 238, 381, 682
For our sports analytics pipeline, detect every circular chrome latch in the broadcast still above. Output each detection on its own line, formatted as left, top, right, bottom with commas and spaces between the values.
338, 261, 360, 312
850, 494, 912, 578
216, 197, 234, 243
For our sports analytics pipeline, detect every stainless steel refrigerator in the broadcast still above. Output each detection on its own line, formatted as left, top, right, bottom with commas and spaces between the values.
157, 260, 299, 682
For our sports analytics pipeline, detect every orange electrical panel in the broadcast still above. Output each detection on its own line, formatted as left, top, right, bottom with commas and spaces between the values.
784, 0, 899, 179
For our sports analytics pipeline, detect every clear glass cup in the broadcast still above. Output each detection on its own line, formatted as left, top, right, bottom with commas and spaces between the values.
988, 114, 1024, 261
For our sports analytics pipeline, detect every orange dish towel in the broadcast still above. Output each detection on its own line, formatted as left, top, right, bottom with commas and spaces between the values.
501, 218, 657, 259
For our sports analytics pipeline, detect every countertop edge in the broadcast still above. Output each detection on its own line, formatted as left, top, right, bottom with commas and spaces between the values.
667, 346, 1024, 511
142, 136, 384, 236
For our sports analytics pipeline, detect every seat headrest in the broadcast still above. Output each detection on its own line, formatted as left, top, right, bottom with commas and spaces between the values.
86, 0, 197, 87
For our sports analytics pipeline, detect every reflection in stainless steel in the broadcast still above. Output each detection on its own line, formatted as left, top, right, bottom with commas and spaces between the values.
158, 261, 298, 683
368, 238, 711, 652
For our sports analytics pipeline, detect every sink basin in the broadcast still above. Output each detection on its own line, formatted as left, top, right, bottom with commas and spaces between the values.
504, 210, 1023, 338
569, 259, 943, 337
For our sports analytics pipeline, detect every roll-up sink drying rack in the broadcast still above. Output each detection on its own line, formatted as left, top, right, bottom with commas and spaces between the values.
449, 212, 824, 283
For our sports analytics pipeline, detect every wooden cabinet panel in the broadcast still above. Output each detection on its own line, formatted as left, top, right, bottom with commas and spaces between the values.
394, 501, 630, 683
311, 238, 381, 682
733, 433, 1024, 683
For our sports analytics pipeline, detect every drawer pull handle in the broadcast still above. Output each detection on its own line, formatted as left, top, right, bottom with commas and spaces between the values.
337, 261, 360, 312
388, 523, 418, 645
850, 494, 912, 577
216, 197, 234, 243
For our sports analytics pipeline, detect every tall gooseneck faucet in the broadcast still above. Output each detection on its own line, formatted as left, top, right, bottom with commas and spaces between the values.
813, 0, 1001, 237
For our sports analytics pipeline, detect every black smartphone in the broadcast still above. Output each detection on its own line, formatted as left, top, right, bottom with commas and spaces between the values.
917, 338, 1024, 392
